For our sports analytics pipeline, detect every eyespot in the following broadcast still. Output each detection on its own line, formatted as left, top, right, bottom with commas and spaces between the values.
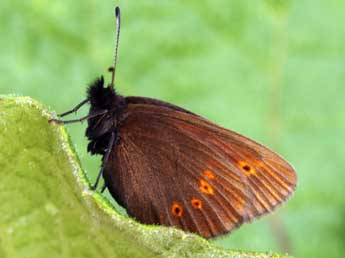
203, 169, 215, 180
171, 202, 183, 217
191, 198, 202, 209
238, 161, 256, 176
199, 179, 214, 195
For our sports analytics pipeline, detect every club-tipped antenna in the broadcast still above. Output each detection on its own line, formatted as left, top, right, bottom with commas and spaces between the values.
109, 6, 121, 88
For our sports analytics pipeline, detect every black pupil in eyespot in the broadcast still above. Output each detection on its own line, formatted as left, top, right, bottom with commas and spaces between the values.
243, 165, 251, 171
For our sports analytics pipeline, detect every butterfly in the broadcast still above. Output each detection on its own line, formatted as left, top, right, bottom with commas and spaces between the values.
49, 6, 297, 238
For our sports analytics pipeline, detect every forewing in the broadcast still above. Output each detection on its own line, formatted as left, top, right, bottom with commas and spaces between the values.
103, 103, 297, 238
125, 96, 197, 115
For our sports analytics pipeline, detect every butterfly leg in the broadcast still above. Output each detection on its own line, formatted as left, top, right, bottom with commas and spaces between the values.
92, 131, 116, 190
49, 110, 108, 124
57, 98, 89, 117
100, 183, 107, 193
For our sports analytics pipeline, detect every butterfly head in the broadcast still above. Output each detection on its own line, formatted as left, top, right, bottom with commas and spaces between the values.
87, 76, 119, 110
85, 75, 125, 154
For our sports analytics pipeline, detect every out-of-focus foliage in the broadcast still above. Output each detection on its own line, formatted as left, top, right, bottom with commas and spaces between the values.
0, 1, 344, 257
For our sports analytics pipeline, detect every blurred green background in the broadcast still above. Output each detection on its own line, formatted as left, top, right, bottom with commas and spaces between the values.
1, 0, 344, 257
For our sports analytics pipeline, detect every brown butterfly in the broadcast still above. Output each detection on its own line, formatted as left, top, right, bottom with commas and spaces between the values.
49, 6, 297, 238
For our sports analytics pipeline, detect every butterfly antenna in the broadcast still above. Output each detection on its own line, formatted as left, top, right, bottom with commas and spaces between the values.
109, 6, 121, 88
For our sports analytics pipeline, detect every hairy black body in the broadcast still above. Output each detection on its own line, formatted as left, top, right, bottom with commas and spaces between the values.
86, 77, 126, 155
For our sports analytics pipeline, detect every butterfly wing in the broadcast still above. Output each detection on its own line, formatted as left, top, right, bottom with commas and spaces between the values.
125, 96, 198, 115
103, 101, 297, 238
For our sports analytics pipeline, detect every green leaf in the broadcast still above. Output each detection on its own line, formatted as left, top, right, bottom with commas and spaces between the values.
0, 96, 293, 258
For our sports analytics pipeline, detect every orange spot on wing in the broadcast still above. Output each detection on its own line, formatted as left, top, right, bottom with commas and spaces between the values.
238, 160, 256, 176
171, 202, 183, 217
203, 169, 215, 180
191, 198, 202, 209
199, 179, 214, 195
